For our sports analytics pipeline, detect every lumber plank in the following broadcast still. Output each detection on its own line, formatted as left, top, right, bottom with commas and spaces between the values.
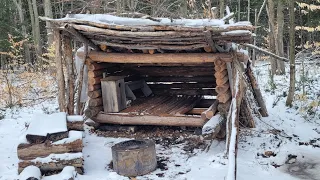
152, 88, 217, 96
93, 113, 205, 127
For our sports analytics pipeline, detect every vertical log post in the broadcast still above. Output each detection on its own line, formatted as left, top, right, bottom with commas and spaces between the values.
76, 44, 88, 115
54, 29, 66, 112
64, 34, 75, 115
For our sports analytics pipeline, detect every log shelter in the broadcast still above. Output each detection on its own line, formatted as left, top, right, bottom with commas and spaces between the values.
41, 13, 268, 136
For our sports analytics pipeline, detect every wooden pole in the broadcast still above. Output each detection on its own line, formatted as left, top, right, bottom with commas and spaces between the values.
76, 44, 88, 115
54, 29, 66, 112
64, 35, 75, 115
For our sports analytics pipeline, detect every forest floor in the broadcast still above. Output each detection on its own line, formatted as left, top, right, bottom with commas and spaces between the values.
0, 60, 319, 180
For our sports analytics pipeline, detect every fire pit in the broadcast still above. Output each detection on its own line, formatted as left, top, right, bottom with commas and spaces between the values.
111, 139, 157, 177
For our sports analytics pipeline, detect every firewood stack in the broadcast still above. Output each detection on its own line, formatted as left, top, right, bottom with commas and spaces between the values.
17, 113, 84, 175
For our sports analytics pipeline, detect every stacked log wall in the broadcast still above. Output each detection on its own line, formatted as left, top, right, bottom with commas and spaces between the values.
214, 58, 232, 116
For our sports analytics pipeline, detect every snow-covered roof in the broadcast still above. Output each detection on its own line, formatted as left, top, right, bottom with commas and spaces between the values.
41, 14, 254, 51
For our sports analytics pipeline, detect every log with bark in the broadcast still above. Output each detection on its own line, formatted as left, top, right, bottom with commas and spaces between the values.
88, 90, 102, 99
18, 133, 83, 160
93, 113, 205, 127
201, 101, 219, 120
202, 113, 225, 139
18, 153, 83, 174
84, 106, 103, 119
88, 98, 103, 107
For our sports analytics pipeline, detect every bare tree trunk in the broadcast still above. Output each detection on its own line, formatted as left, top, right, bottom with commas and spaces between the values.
220, 0, 225, 18
44, 0, 54, 46
27, 0, 35, 40
286, 0, 295, 106
266, 0, 277, 75
13, 0, 31, 64
31, 0, 43, 67
64, 35, 75, 115
275, 0, 285, 74
247, 0, 250, 22
238, 0, 241, 21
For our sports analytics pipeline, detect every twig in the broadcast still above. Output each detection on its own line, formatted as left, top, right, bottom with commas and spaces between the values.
242, 43, 289, 62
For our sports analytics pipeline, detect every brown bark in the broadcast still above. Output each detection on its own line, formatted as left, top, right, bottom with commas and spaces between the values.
64, 35, 75, 115
83, 51, 231, 64
18, 156, 83, 174
26, 131, 68, 144
88, 84, 101, 91
215, 83, 230, 94
84, 106, 103, 118
94, 113, 205, 127
54, 30, 66, 112
286, 0, 295, 106
88, 98, 103, 107
247, 65, 268, 117
17, 139, 83, 160
67, 121, 84, 131
88, 90, 102, 98
275, 0, 285, 74
217, 91, 232, 103
201, 101, 219, 120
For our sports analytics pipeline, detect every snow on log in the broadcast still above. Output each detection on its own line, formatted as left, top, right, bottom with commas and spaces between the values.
202, 113, 224, 138
18, 131, 83, 160
19, 165, 41, 180
43, 166, 77, 180
26, 112, 68, 144
67, 115, 84, 131
226, 70, 244, 180
18, 153, 83, 174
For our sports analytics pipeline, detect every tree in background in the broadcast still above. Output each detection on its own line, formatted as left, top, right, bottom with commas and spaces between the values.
286, 0, 296, 106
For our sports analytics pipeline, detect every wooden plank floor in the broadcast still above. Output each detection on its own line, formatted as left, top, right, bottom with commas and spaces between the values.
121, 95, 202, 116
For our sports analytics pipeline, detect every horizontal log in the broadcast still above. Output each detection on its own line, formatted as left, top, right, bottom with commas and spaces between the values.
201, 100, 219, 120
18, 153, 83, 174
41, 17, 254, 32
67, 121, 84, 131
214, 64, 227, 72
217, 91, 232, 103
26, 131, 69, 144
88, 84, 101, 91
152, 88, 217, 96
72, 24, 202, 37
214, 69, 228, 78
88, 90, 102, 98
148, 83, 215, 89
92, 40, 207, 50
93, 113, 205, 127
145, 76, 215, 83
81, 51, 232, 64
87, 62, 114, 71
216, 75, 229, 86
88, 76, 103, 86
215, 83, 230, 94
127, 63, 214, 67
88, 70, 104, 78
88, 98, 103, 107
84, 106, 103, 118
17, 139, 83, 160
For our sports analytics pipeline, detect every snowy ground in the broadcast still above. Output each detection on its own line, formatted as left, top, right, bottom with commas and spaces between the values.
0, 61, 319, 180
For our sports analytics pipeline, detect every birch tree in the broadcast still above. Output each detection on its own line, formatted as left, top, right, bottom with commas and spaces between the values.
44, 0, 54, 46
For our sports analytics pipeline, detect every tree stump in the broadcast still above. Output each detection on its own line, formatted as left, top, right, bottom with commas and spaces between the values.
111, 139, 157, 177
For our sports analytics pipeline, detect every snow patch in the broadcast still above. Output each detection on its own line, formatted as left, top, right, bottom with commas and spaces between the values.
26, 112, 67, 136
19, 165, 41, 180
202, 114, 222, 135
21, 152, 83, 164
67, 115, 84, 122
